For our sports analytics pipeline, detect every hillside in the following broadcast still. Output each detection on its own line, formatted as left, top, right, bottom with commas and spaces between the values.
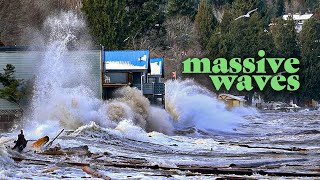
0, 0, 82, 45
0, 0, 318, 46
0, 0, 319, 102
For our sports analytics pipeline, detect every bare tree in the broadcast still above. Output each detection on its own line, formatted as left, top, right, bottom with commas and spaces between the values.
0, 0, 83, 45
163, 16, 203, 79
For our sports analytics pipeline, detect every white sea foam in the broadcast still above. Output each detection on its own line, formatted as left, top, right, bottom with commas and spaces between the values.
20, 11, 253, 139
0, 138, 16, 178
165, 79, 246, 132
231, 106, 260, 116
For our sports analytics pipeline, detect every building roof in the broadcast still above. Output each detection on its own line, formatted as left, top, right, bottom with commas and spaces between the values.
218, 94, 246, 102
150, 58, 163, 75
104, 50, 149, 70
283, 13, 313, 21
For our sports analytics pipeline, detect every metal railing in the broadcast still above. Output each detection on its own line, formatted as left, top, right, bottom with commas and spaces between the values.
133, 83, 165, 95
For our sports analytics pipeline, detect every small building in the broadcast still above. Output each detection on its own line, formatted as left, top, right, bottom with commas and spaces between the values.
218, 94, 246, 109
101, 49, 149, 99
0, 46, 166, 130
282, 13, 313, 33
148, 58, 164, 83
305, 99, 318, 109
100, 47, 165, 105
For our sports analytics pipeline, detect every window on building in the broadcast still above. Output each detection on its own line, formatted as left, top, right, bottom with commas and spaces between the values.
148, 77, 157, 83
104, 73, 128, 84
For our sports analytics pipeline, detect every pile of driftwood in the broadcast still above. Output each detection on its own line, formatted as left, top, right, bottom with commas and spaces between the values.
9, 129, 320, 179
11, 144, 320, 179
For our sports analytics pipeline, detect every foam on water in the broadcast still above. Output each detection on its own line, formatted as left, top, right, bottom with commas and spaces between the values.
0, 138, 17, 178
23, 12, 103, 138
165, 79, 246, 132
19, 11, 252, 139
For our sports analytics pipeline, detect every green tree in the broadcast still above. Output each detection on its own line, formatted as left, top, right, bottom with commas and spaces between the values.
300, 18, 320, 100
124, 0, 166, 49
206, 6, 234, 59
305, 0, 319, 11
166, 0, 198, 19
195, 0, 217, 49
82, 0, 127, 49
207, 0, 274, 99
82, 0, 166, 49
0, 64, 26, 111
275, 0, 285, 17
271, 17, 299, 58
227, 0, 273, 59
232, 0, 270, 25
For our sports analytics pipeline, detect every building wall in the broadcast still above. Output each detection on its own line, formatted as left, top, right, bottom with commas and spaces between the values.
222, 99, 243, 109
0, 49, 100, 130
233, 100, 240, 107
0, 49, 101, 110
0, 51, 41, 110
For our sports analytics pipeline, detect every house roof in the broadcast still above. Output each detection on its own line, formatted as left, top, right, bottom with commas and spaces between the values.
150, 58, 163, 75
104, 50, 149, 70
218, 94, 246, 102
283, 13, 313, 21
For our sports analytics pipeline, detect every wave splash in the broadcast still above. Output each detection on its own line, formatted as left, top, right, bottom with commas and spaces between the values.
165, 79, 246, 133
21, 11, 252, 138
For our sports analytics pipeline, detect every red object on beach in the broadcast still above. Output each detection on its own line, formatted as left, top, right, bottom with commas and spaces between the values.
172, 71, 176, 78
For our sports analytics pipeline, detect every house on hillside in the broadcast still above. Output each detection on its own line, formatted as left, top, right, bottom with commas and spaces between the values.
218, 94, 246, 109
283, 13, 313, 32
100, 47, 165, 105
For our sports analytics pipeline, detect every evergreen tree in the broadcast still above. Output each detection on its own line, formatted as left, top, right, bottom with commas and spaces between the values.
195, 0, 217, 49
0, 64, 25, 111
275, 0, 285, 17
228, 0, 273, 58
232, 0, 269, 25
207, 0, 275, 97
82, 0, 166, 49
82, 0, 127, 49
166, 0, 198, 19
125, 0, 166, 34
305, 0, 318, 11
271, 17, 299, 58
300, 18, 320, 99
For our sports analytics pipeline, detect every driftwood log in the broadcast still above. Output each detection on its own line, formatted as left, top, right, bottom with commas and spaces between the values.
42, 166, 59, 173
11, 156, 320, 177
82, 166, 111, 180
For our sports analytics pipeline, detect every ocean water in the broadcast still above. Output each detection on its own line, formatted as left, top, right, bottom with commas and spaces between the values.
0, 11, 319, 179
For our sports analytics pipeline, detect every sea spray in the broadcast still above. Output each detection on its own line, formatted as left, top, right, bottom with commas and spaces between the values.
25, 12, 106, 137
103, 87, 174, 134
23, 11, 174, 136
165, 79, 245, 132
22, 11, 249, 138
0, 137, 17, 178
231, 106, 260, 117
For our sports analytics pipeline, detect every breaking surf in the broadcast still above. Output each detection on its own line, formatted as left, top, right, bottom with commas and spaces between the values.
6, 11, 320, 179
19, 12, 249, 138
